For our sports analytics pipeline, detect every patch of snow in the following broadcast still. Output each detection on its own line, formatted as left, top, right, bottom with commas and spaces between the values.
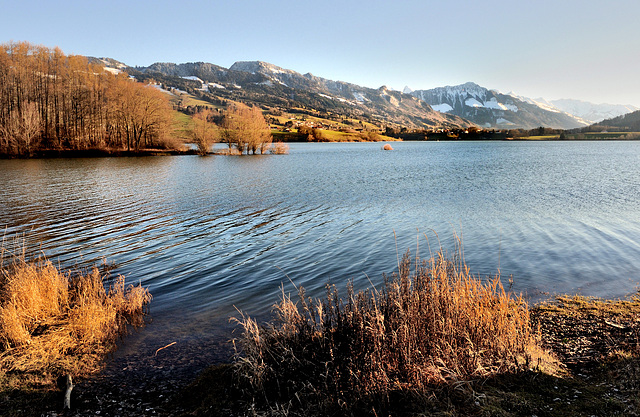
208, 83, 225, 89
352, 92, 368, 103
465, 97, 484, 108
482, 97, 519, 112
181, 76, 204, 83
268, 68, 285, 74
103, 67, 121, 75
432, 103, 454, 113
233, 84, 242, 89
484, 98, 508, 111
496, 118, 515, 125
505, 103, 519, 112
336, 97, 356, 106
148, 84, 175, 95
257, 80, 273, 86
319, 93, 333, 99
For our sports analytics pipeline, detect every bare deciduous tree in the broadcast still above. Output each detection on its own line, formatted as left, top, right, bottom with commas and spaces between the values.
192, 109, 218, 155
0, 101, 41, 155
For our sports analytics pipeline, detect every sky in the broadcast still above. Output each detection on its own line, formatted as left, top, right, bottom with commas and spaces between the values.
2, 0, 639, 106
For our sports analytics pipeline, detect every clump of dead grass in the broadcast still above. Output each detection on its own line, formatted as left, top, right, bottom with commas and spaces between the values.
0, 250, 151, 380
234, 249, 537, 414
269, 141, 289, 155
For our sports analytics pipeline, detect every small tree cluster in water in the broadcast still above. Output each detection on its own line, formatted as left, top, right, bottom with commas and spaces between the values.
220, 103, 272, 154
192, 103, 274, 155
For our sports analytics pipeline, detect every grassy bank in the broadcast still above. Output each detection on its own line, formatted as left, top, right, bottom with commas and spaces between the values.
0, 247, 151, 413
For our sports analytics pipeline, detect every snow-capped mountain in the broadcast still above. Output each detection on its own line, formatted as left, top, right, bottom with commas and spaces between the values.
131, 61, 471, 129
506, 94, 638, 124
548, 99, 639, 124
409, 82, 588, 129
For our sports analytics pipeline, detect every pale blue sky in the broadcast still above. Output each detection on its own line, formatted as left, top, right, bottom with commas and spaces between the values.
2, 0, 639, 106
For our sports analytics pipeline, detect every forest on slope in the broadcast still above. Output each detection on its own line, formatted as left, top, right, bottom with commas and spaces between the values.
0, 42, 177, 156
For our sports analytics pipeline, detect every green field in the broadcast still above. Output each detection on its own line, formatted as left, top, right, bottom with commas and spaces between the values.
522, 132, 640, 141
522, 135, 559, 140
581, 131, 640, 140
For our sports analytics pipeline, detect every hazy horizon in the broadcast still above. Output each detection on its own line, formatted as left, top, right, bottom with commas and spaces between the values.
2, 0, 639, 107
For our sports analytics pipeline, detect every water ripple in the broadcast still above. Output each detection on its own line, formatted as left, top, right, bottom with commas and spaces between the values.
1, 142, 640, 327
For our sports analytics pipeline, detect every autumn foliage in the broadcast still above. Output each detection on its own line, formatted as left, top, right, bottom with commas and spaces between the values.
0, 41, 175, 155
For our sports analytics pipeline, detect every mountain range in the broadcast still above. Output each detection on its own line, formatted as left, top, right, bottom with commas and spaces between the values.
95, 57, 637, 131
124, 60, 471, 130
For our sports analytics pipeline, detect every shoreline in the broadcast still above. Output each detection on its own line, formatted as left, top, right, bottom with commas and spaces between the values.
2, 137, 640, 159
3, 294, 640, 416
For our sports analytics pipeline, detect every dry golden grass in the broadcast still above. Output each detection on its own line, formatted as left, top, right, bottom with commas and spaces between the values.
0, 252, 151, 379
234, 249, 538, 414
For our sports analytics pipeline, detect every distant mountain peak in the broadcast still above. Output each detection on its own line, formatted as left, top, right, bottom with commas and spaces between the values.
230, 60, 296, 76
409, 83, 587, 129
402, 86, 413, 94
549, 99, 639, 123
506, 94, 638, 124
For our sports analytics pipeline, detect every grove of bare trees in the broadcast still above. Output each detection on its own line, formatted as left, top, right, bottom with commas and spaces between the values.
0, 41, 175, 156
219, 103, 272, 154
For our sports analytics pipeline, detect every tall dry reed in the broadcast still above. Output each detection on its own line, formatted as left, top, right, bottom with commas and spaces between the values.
234, 250, 534, 413
0, 252, 151, 377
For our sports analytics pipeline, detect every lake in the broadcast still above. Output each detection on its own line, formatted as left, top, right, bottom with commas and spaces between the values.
1, 141, 640, 359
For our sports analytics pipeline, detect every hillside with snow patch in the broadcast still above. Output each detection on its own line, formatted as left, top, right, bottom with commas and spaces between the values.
129, 60, 471, 129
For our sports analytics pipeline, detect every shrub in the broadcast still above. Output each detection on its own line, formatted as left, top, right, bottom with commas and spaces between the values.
269, 142, 289, 155
234, 250, 534, 414
192, 109, 218, 155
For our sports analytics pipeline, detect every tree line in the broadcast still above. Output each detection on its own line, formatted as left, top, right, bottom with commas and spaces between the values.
0, 41, 175, 155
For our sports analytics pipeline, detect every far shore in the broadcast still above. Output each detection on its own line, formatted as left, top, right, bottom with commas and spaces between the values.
2, 134, 640, 159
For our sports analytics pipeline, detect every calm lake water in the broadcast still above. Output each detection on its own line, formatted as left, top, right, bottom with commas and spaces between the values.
1, 141, 640, 356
